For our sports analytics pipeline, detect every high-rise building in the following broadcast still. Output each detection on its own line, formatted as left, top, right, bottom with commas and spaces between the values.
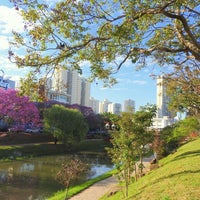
81, 78, 90, 107
0, 76, 15, 90
48, 68, 90, 106
89, 97, 99, 113
99, 99, 112, 113
153, 76, 174, 129
123, 99, 135, 112
156, 76, 171, 118
108, 103, 122, 115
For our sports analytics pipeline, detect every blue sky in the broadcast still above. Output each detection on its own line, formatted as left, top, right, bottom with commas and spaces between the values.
0, 0, 157, 110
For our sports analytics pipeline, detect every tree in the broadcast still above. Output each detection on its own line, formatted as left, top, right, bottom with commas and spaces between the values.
43, 104, 88, 145
165, 67, 200, 116
107, 112, 137, 198
9, 1, 199, 80
173, 116, 200, 141
18, 72, 48, 102
0, 88, 41, 130
101, 112, 120, 130
107, 104, 156, 197
132, 104, 157, 173
56, 158, 87, 200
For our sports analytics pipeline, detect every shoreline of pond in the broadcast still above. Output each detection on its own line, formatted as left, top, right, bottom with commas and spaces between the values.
0, 134, 111, 161
0, 133, 114, 199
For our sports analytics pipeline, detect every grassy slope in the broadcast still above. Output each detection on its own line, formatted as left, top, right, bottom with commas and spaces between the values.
101, 138, 200, 200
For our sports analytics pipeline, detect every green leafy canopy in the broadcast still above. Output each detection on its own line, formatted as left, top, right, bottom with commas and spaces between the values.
9, 0, 200, 113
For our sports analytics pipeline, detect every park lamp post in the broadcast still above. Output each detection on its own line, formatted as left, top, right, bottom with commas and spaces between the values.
105, 122, 116, 130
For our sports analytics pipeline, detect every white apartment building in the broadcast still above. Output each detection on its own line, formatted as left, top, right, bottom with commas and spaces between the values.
123, 99, 135, 112
153, 76, 174, 129
156, 76, 171, 118
108, 103, 122, 115
48, 68, 90, 106
81, 78, 91, 107
89, 97, 99, 113
0, 75, 15, 90
99, 99, 112, 113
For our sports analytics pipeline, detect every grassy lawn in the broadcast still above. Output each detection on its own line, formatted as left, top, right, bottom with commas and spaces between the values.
0, 133, 110, 160
100, 137, 200, 200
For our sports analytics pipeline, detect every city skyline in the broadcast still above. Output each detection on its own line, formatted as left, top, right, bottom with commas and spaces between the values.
0, 0, 157, 111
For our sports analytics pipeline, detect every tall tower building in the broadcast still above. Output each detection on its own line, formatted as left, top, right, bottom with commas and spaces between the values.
156, 76, 171, 118
89, 97, 99, 113
123, 99, 135, 112
49, 68, 90, 106
81, 78, 90, 107
108, 103, 122, 115
70, 70, 82, 104
99, 99, 112, 113
152, 76, 174, 129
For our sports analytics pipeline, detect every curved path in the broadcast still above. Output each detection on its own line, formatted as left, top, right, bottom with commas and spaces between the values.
69, 176, 118, 200
69, 155, 155, 200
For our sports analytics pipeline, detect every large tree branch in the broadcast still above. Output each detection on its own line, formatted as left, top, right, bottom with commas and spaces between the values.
174, 23, 200, 61
162, 10, 200, 49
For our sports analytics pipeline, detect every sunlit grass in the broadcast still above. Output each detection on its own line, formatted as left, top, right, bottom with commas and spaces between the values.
100, 138, 200, 200
0, 139, 110, 161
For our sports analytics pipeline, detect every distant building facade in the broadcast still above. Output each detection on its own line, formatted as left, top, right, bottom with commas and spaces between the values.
123, 99, 135, 112
0, 76, 15, 90
99, 99, 112, 113
48, 68, 91, 106
156, 76, 172, 118
153, 76, 175, 129
89, 97, 100, 114
108, 103, 122, 115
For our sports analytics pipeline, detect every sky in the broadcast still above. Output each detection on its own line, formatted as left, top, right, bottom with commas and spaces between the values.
0, 0, 158, 111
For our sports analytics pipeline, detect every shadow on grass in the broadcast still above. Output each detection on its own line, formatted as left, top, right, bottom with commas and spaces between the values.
129, 169, 200, 199
173, 150, 200, 161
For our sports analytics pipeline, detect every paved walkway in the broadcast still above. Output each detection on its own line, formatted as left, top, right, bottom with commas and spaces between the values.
69, 176, 118, 200
69, 155, 155, 200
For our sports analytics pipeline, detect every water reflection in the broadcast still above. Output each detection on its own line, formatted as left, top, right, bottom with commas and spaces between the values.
0, 154, 112, 200
20, 163, 35, 173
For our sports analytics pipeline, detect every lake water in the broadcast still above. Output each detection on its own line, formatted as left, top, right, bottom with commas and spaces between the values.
0, 154, 113, 200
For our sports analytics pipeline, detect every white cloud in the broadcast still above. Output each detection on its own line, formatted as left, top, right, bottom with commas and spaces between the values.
125, 78, 147, 85
0, 35, 9, 49
0, 6, 24, 34
0, 55, 26, 80
132, 80, 147, 85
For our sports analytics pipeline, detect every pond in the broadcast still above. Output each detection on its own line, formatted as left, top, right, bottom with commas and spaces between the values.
0, 154, 113, 200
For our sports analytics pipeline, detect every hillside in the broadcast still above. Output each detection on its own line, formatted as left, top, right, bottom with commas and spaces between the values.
101, 138, 200, 200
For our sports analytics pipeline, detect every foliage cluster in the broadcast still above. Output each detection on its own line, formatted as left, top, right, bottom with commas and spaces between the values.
43, 104, 88, 145
9, 0, 200, 115
101, 138, 200, 200
0, 88, 41, 129
56, 158, 87, 200
107, 104, 157, 197
154, 116, 200, 157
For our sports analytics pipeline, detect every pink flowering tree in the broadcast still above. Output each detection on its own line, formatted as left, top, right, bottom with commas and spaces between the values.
0, 88, 41, 130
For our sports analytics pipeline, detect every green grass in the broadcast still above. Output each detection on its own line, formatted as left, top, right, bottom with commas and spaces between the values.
47, 169, 116, 200
0, 139, 110, 161
100, 138, 200, 200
